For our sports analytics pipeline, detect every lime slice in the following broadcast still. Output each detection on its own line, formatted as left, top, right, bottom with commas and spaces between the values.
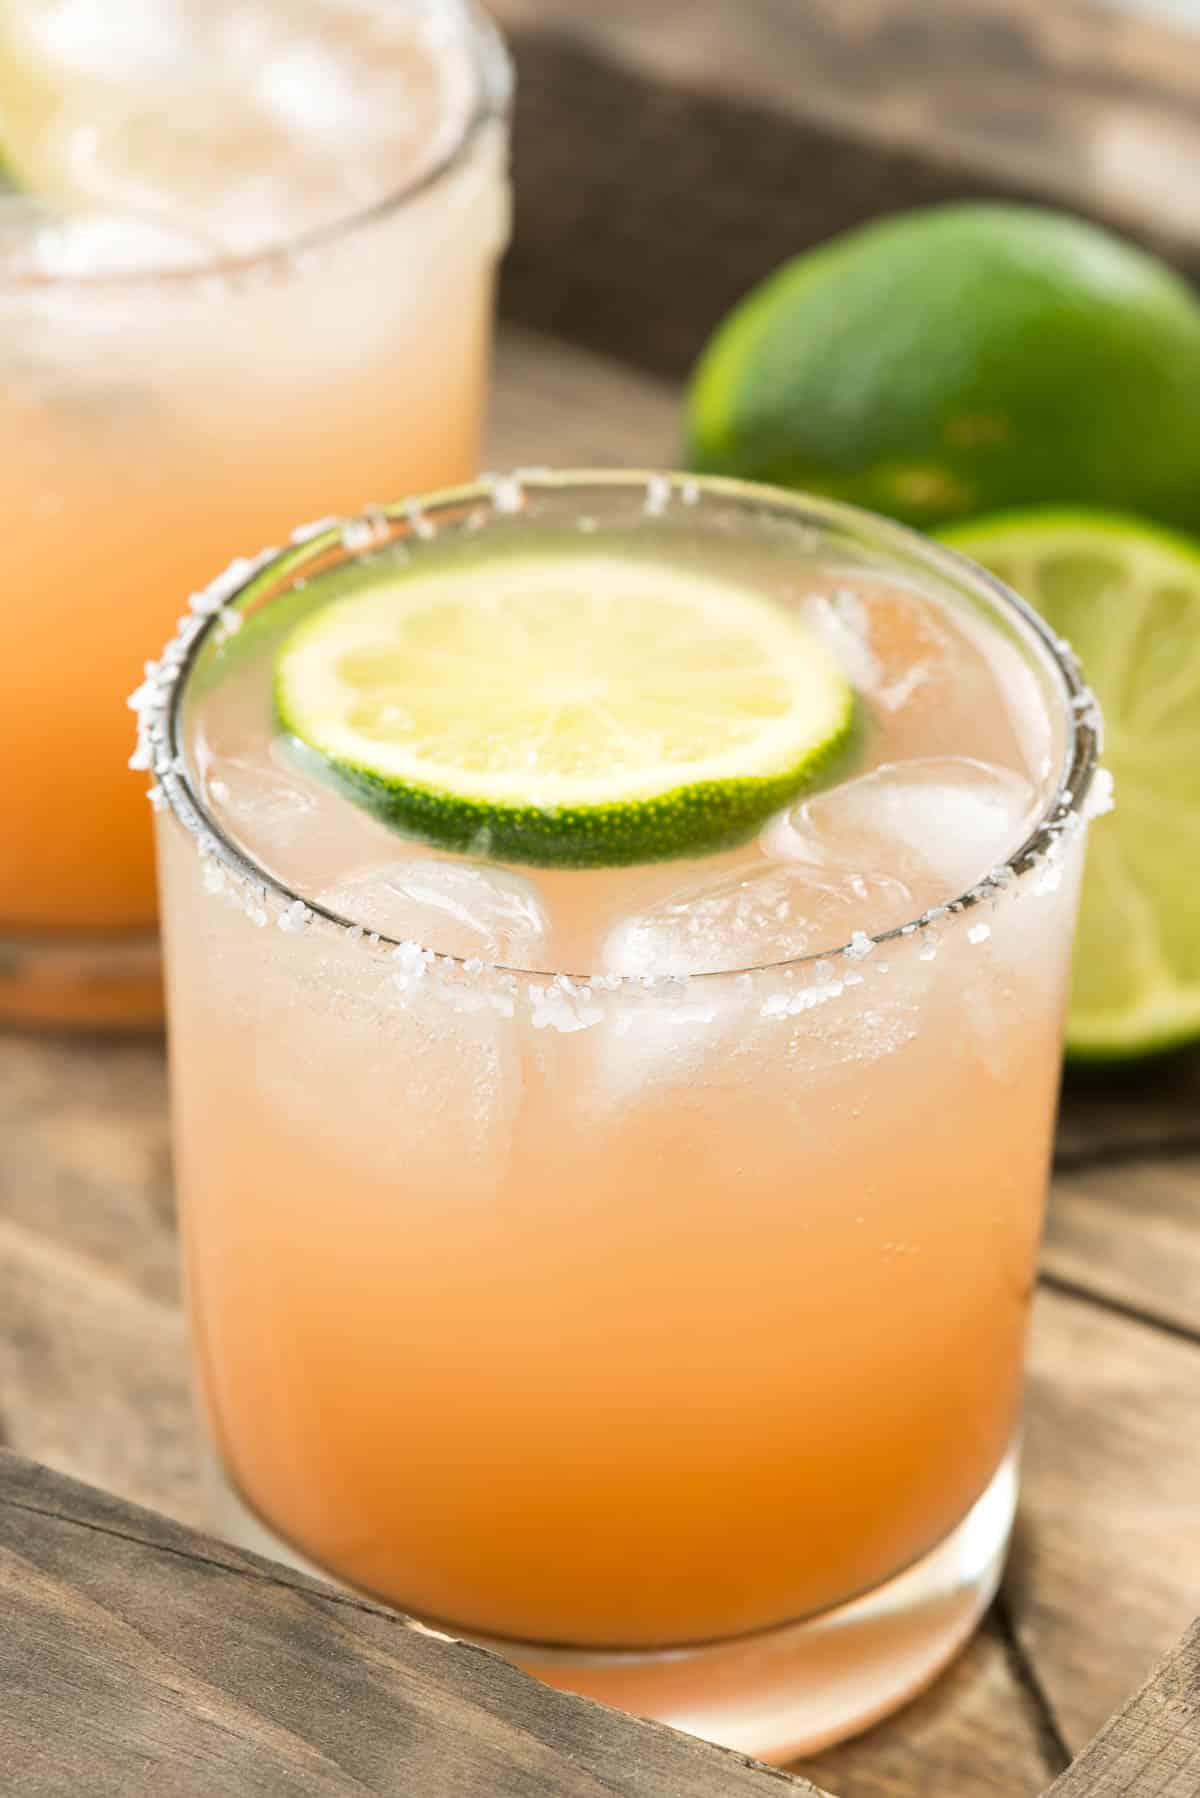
275, 547, 853, 868
940, 509, 1200, 1061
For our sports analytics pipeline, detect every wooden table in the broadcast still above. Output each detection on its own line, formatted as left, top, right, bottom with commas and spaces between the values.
4, 2, 1200, 1791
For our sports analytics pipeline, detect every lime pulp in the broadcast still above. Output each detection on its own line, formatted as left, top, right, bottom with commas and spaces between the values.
940, 508, 1200, 1061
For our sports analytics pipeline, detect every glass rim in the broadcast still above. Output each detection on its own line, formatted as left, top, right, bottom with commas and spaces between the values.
0, 0, 510, 293
140, 469, 1104, 987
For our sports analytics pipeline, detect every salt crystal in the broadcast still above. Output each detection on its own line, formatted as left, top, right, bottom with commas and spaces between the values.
403, 499, 435, 541
844, 931, 874, 961
1082, 767, 1115, 822
644, 474, 671, 517
967, 922, 991, 945
491, 473, 523, 514
290, 513, 339, 545
392, 940, 429, 980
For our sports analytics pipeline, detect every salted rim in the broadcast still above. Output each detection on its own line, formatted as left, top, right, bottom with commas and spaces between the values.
131, 470, 1105, 988
0, 0, 510, 291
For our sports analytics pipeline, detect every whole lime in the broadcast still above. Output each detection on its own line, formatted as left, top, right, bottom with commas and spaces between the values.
685, 203, 1200, 533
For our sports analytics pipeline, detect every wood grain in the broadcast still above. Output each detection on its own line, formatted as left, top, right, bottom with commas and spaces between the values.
1014, 1285, 1200, 1753
1044, 1155, 1200, 1339
0, 1450, 826, 1798
1056, 1058, 1200, 1166
4, 1448, 1199, 1798
1044, 1619, 1200, 1797
496, 1, 1200, 378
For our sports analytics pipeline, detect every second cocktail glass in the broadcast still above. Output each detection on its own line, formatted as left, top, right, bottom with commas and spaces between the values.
0, 0, 510, 1024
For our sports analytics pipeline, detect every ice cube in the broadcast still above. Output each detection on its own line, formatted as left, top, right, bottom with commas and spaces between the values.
204, 753, 316, 846
802, 585, 954, 716
605, 862, 915, 978
803, 584, 1055, 781
781, 757, 1038, 907
319, 860, 550, 965
4, 0, 481, 255
0, 199, 210, 276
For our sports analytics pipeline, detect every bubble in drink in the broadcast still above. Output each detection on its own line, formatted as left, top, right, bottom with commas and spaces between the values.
780, 756, 1039, 909
319, 860, 550, 964
605, 863, 916, 977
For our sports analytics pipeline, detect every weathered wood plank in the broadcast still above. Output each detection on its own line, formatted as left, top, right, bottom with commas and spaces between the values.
497, 1, 1200, 379
1043, 1619, 1200, 1797
0, 1035, 196, 1526
1013, 1285, 1200, 1753
1056, 1058, 1200, 1165
0, 1451, 825, 1798
491, 325, 678, 469
1045, 1155, 1200, 1339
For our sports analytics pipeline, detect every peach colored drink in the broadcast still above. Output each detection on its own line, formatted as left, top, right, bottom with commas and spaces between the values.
142, 475, 1100, 1761
0, 0, 509, 1024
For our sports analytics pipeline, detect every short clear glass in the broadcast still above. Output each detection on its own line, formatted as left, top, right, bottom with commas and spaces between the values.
0, 1, 510, 1027
142, 473, 1100, 1762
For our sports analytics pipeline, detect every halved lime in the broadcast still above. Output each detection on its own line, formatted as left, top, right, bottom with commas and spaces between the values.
274, 547, 853, 868
940, 509, 1200, 1061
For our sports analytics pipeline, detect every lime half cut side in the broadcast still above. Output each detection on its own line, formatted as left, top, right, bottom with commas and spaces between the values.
274, 546, 854, 869
940, 509, 1200, 1062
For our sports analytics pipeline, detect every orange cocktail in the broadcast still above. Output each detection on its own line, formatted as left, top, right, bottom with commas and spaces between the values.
0, 0, 509, 1023
143, 474, 1099, 1760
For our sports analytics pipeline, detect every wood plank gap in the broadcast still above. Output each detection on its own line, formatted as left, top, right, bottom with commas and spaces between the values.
990, 1593, 1073, 1781
1053, 1135, 1200, 1177
1038, 1270, 1200, 1351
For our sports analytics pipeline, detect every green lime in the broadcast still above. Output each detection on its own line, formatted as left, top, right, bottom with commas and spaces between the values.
686, 203, 1200, 535
274, 546, 853, 869
940, 509, 1200, 1062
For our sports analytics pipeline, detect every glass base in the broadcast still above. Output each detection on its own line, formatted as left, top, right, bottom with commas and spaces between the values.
0, 927, 163, 1029
208, 1447, 1016, 1764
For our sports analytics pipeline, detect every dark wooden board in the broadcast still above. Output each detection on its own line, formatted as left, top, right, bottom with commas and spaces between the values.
2, 1448, 1198, 1798
1044, 1619, 1200, 1798
0, 1450, 826, 1798
496, 0, 1200, 378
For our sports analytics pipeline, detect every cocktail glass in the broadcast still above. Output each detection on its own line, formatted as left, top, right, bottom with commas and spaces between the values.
139, 472, 1100, 1761
0, 0, 510, 1025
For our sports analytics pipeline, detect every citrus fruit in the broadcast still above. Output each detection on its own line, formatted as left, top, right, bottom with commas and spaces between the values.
686, 203, 1200, 535
275, 546, 853, 868
941, 509, 1200, 1061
